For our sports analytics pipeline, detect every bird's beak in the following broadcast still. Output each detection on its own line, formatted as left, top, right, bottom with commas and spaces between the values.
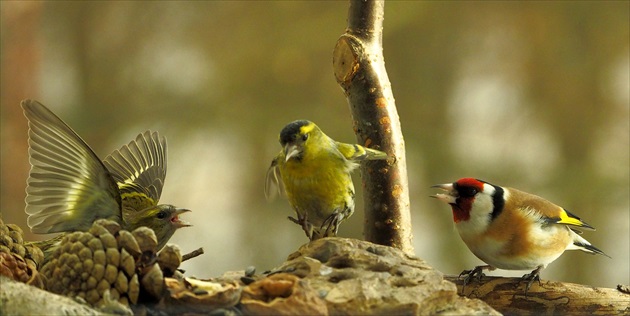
284, 144, 301, 162
171, 208, 192, 228
431, 183, 453, 191
431, 183, 457, 204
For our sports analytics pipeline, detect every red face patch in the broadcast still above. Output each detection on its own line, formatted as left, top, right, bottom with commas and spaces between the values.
451, 199, 472, 222
450, 178, 485, 222
455, 178, 485, 190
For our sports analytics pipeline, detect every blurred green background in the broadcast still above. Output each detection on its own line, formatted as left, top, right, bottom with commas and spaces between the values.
2, 2, 628, 288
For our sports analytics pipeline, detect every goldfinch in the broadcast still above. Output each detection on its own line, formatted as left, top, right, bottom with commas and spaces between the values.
266, 120, 387, 240
21, 99, 190, 255
432, 178, 608, 293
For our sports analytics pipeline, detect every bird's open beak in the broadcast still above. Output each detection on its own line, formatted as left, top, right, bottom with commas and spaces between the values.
431, 183, 457, 204
284, 144, 301, 162
171, 208, 192, 228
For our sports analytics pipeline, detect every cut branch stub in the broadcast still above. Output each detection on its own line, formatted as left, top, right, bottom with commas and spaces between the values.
333, 35, 362, 88
333, 0, 413, 255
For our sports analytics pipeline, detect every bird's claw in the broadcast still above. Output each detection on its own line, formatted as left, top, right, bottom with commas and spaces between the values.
290, 210, 343, 241
289, 213, 317, 240
287, 216, 300, 225
520, 267, 543, 295
458, 265, 488, 294
320, 212, 342, 238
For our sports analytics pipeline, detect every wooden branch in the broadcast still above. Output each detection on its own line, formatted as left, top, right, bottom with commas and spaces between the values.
182, 247, 204, 262
333, 0, 413, 255
444, 275, 630, 315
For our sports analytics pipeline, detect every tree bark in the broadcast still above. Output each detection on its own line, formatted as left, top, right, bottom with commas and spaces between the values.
333, 0, 413, 255
444, 275, 630, 315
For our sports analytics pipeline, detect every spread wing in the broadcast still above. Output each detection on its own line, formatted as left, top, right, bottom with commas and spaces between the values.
103, 131, 167, 212
264, 154, 284, 200
21, 99, 122, 234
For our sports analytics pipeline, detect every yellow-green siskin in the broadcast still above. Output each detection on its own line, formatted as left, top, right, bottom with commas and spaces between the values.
21, 99, 190, 257
266, 120, 387, 240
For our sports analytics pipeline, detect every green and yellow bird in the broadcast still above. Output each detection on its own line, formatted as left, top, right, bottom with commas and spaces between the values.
21, 100, 190, 257
266, 120, 388, 240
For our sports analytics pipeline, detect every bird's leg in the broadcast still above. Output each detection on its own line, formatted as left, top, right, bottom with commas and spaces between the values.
288, 211, 315, 240
321, 211, 342, 237
287, 216, 301, 225
458, 265, 494, 294
520, 265, 544, 295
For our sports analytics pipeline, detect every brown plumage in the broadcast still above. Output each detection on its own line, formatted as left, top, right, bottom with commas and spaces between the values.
432, 178, 608, 294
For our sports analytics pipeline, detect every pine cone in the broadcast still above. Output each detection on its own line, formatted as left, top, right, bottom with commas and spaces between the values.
0, 218, 45, 288
40, 219, 182, 308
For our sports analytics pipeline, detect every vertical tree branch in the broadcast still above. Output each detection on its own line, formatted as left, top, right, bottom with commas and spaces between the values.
333, 0, 413, 254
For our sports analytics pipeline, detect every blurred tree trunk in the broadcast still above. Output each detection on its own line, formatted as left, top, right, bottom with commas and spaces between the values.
333, 0, 413, 255
0, 2, 42, 241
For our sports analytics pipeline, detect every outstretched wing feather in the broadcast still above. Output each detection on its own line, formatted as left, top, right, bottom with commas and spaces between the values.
22, 99, 121, 233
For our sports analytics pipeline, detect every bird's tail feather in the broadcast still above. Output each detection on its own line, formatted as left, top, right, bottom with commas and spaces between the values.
569, 233, 610, 258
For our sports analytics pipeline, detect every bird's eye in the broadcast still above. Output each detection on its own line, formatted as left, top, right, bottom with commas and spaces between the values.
459, 187, 478, 197
302, 133, 309, 141
157, 211, 167, 219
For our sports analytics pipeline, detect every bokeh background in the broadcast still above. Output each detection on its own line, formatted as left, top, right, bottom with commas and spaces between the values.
2, 2, 628, 288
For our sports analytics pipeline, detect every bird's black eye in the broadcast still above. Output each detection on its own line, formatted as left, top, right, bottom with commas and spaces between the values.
157, 211, 167, 219
302, 133, 309, 141
459, 187, 478, 198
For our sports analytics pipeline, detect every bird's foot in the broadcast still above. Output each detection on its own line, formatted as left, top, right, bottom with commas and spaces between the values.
458, 265, 493, 294
520, 266, 543, 295
320, 212, 342, 238
287, 215, 301, 225
288, 213, 316, 240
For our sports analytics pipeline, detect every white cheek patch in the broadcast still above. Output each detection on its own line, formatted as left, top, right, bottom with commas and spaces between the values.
456, 183, 502, 236
482, 183, 496, 196
457, 197, 494, 238
469, 194, 494, 226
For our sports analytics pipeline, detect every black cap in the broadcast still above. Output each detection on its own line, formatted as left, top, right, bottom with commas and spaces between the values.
279, 120, 310, 145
